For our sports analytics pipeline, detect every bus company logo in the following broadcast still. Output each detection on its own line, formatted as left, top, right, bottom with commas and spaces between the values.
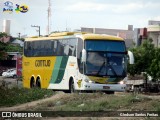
35, 60, 51, 67
15, 4, 29, 13
2, 112, 11, 117
3, 1, 13, 14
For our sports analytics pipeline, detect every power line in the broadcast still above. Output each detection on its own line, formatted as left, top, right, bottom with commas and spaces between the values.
31, 25, 40, 37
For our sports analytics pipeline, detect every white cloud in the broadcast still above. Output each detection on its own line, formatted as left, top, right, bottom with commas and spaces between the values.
149, 16, 160, 21
66, 2, 142, 14
112, 3, 144, 13
65, 1, 160, 14
66, 2, 107, 12
153, 16, 160, 20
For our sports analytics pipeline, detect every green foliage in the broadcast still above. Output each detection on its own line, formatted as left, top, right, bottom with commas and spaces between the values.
128, 40, 155, 76
0, 32, 8, 38
128, 39, 160, 82
5, 44, 23, 52
0, 32, 23, 60
0, 32, 8, 59
0, 87, 53, 107
0, 41, 7, 51
0, 42, 22, 60
0, 41, 7, 60
148, 48, 160, 81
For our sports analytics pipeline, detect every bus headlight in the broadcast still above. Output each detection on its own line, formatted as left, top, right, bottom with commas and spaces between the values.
84, 79, 89, 83
89, 80, 95, 83
84, 79, 95, 83
119, 81, 124, 84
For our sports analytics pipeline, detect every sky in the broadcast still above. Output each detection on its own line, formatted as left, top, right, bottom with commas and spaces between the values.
0, 0, 160, 37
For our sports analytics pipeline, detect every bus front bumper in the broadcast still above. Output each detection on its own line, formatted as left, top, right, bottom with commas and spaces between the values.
81, 82, 126, 92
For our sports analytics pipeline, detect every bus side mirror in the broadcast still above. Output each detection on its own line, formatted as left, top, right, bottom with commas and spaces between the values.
128, 51, 134, 64
82, 49, 86, 62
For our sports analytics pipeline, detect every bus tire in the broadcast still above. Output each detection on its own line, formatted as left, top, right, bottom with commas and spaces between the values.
30, 77, 35, 88
104, 91, 115, 94
36, 77, 41, 88
69, 77, 75, 93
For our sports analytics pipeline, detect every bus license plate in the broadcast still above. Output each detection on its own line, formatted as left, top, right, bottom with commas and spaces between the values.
103, 86, 110, 89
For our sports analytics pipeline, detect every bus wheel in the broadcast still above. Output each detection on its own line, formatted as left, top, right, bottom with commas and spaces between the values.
30, 77, 35, 88
36, 77, 41, 88
69, 78, 75, 93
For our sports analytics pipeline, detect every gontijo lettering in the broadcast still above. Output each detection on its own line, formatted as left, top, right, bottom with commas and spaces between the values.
35, 60, 51, 67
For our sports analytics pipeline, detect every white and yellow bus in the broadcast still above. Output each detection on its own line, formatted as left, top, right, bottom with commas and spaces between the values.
23, 32, 134, 93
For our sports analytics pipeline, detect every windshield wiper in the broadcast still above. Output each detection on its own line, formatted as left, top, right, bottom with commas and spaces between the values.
96, 62, 118, 77
96, 61, 105, 75
107, 64, 117, 77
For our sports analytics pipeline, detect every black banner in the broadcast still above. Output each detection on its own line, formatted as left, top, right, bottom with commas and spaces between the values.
0, 111, 160, 118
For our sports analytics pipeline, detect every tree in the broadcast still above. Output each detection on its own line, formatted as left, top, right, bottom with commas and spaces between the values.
0, 32, 23, 60
5, 44, 23, 52
128, 38, 160, 85
0, 32, 8, 38
0, 32, 8, 60
148, 48, 160, 81
128, 39, 155, 76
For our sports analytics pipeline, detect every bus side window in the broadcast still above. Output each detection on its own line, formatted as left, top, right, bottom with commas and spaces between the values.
77, 38, 83, 73
57, 40, 64, 56
68, 38, 77, 56
33, 41, 38, 56
64, 40, 69, 56
24, 41, 29, 56
44, 40, 51, 56
28, 42, 32, 56
51, 40, 54, 55
53, 40, 57, 55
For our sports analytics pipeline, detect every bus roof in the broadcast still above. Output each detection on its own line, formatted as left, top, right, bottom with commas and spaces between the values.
80, 34, 123, 41
25, 32, 123, 41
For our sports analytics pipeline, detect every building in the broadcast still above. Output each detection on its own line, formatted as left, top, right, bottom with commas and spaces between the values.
11, 39, 24, 47
3, 19, 11, 35
81, 25, 134, 48
134, 28, 147, 46
147, 20, 160, 47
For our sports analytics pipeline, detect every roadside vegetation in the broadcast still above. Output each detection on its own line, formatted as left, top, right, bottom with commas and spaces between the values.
0, 32, 23, 60
32, 93, 160, 112
128, 39, 160, 82
0, 86, 53, 107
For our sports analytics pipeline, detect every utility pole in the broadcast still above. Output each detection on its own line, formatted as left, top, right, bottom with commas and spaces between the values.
158, 23, 160, 47
18, 33, 21, 39
47, 0, 51, 35
31, 25, 40, 37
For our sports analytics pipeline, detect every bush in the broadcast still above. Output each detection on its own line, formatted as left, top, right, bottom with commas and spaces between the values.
0, 86, 53, 107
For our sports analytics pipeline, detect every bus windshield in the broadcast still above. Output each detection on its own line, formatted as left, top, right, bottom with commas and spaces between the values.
85, 40, 127, 77
86, 40, 126, 52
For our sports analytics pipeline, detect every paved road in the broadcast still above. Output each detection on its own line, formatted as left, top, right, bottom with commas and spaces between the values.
0, 76, 22, 88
